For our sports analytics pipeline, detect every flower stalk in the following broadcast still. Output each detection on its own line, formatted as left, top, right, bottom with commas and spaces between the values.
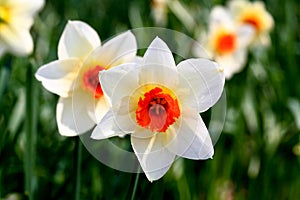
75, 137, 82, 200
130, 167, 141, 200
25, 63, 38, 200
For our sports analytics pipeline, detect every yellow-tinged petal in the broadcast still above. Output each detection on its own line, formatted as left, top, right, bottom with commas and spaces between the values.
0, 0, 44, 56
5, 0, 44, 16
0, 25, 33, 56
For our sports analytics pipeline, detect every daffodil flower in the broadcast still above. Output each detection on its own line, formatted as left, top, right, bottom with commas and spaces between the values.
91, 37, 225, 181
35, 20, 137, 136
197, 6, 254, 79
228, 0, 274, 46
0, 0, 44, 56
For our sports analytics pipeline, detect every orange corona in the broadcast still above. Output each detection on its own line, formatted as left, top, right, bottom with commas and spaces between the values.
216, 32, 236, 55
82, 65, 105, 99
136, 87, 180, 132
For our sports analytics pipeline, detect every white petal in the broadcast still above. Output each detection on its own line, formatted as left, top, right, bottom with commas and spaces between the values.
0, 26, 33, 56
166, 109, 214, 159
139, 37, 178, 87
142, 37, 176, 67
210, 6, 233, 30
131, 131, 176, 182
87, 96, 110, 123
113, 96, 139, 133
99, 63, 139, 102
56, 96, 95, 136
35, 58, 80, 97
237, 25, 255, 48
177, 58, 225, 112
91, 109, 126, 139
58, 20, 101, 60
6, 0, 44, 16
138, 63, 179, 89
216, 50, 247, 79
90, 31, 137, 68
228, 0, 248, 14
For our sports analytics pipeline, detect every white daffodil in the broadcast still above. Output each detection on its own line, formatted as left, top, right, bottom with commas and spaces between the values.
91, 37, 225, 182
35, 20, 137, 136
196, 6, 254, 79
228, 0, 274, 46
0, 0, 44, 57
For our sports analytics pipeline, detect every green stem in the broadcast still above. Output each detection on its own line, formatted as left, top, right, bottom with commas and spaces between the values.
75, 137, 82, 200
130, 167, 141, 200
25, 64, 38, 200
0, 55, 11, 104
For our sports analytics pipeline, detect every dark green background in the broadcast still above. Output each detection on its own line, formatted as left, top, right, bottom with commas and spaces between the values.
0, 0, 299, 199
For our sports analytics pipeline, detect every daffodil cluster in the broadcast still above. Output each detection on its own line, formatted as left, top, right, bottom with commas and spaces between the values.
33, 0, 274, 182
35, 20, 225, 181
194, 0, 274, 79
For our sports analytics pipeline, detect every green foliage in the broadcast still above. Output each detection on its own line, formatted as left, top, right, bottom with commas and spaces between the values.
0, 0, 299, 199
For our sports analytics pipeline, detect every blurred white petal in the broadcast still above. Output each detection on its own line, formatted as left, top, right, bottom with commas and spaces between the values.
0, 26, 33, 56
216, 49, 247, 79
0, 0, 44, 56
6, 0, 44, 16
237, 25, 255, 48
210, 6, 233, 31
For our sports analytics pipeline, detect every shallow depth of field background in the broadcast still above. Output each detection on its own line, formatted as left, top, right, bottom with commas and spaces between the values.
0, 0, 300, 199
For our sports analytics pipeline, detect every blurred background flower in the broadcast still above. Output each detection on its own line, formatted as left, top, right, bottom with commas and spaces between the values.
194, 6, 254, 79
228, 0, 274, 46
0, 0, 44, 57
151, 0, 168, 26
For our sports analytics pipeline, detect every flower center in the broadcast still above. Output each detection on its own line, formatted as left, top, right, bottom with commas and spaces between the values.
243, 17, 260, 32
0, 6, 10, 25
82, 65, 105, 99
216, 33, 236, 54
136, 87, 180, 132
